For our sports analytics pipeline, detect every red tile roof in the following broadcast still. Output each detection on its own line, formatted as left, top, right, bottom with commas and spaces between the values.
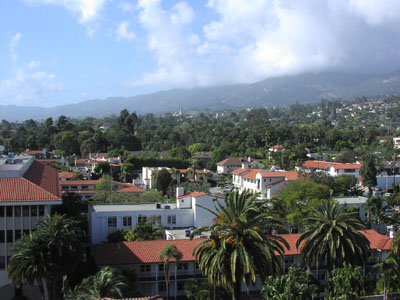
59, 171, 74, 179
23, 160, 61, 198
60, 180, 99, 186
0, 160, 61, 203
92, 230, 391, 265
217, 157, 248, 166
303, 160, 362, 170
93, 239, 202, 265
242, 170, 299, 181
24, 150, 54, 155
231, 168, 249, 175
116, 186, 145, 193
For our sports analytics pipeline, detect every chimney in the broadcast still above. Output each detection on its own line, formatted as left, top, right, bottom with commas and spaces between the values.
176, 187, 184, 197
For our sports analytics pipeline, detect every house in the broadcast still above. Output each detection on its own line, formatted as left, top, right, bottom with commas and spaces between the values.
141, 167, 213, 190
232, 168, 299, 199
0, 155, 62, 288
191, 151, 211, 168
91, 229, 392, 299
22, 149, 68, 167
58, 171, 75, 181
302, 160, 362, 178
89, 191, 224, 244
216, 157, 262, 174
60, 180, 145, 201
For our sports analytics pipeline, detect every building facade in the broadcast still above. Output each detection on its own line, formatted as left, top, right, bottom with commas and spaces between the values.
0, 155, 61, 288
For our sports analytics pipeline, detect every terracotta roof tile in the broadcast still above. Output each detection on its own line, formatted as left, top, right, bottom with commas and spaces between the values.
242, 170, 299, 181
231, 168, 249, 175
92, 230, 391, 265
303, 160, 362, 170
59, 171, 74, 178
116, 186, 145, 193
0, 160, 61, 203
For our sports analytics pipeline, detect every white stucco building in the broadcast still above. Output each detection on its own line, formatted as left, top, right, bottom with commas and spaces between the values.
0, 155, 61, 289
89, 191, 224, 244
302, 160, 362, 178
232, 168, 299, 199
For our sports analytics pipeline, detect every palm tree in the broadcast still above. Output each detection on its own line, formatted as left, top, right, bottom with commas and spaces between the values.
370, 253, 399, 299
63, 266, 128, 300
192, 189, 289, 300
8, 214, 82, 300
297, 200, 370, 290
365, 196, 392, 225
8, 232, 50, 300
133, 217, 163, 241
158, 244, 183, 300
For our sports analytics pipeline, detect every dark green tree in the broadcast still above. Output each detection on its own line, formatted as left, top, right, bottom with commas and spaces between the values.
360, 153, 378, 197
155, 169, 172, 196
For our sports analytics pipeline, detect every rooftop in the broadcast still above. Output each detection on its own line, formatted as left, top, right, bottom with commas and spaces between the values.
91, 203, 178, 213
92, 230, 391, 266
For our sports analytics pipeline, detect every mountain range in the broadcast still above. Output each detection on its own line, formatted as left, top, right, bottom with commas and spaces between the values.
2, 70, 400, 121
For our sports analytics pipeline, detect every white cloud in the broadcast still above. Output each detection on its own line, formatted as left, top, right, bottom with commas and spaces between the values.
130, 0, 400, 89
27, 60, 41, 69
0, 34, 64, 106
116, 21, 135, 41
118, 1, 135, 13
10, 33, 22, 63
22, 0, 107, 23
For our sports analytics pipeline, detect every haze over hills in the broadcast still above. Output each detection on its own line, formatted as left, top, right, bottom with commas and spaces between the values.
2, 71, 400, 121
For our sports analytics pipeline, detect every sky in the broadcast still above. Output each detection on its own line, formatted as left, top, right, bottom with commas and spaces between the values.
1, 0, 400, 107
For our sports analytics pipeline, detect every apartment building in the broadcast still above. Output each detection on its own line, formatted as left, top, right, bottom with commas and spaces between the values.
0, 155, 62, 287
89, 191, 223, 244
91, 229, 392, 299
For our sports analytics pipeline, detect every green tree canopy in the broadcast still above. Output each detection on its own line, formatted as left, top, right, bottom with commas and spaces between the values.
279, 178, 331, 227
155, 169, 172, 196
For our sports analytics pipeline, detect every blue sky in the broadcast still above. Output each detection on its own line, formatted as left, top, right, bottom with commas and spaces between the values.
2, 0, 400, 107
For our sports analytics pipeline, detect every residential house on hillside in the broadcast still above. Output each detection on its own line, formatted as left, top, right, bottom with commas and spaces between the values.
91, 229, 392, 299
191, 151, 211, 168
22, 149, 68, 167
301, 160, 362, 178
216, 157, 262, 174
141, 167, 213, 190
60, 179, 145, 201
89, 190, 223, 244
0, 155, 62, 288
232, 168, 299, 199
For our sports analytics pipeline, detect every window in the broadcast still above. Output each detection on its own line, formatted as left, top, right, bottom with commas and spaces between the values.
14, 206, 21, 217
6, 230, 13, 243
0, 231, 4, 243
0, 207, 4, 216
318, 271, 325, 281
138, 215, 147, 223
39, 205, 44, 216
195, 262, 199, 269
0, 256, 5, 270
167, 215, 176, 225
158, 282, 166, 292
177, 262, 188, 270
159, 264, 164, 272
23, 206, 29, 217
6, 206, 12, 217
177, 281, 185, 290
31, 206, 37, 217
140, 264, 151, 272
15, 230, 21, 241
108, 216, 117, 228
123, 216, 132, 227
156, 215, 162, 225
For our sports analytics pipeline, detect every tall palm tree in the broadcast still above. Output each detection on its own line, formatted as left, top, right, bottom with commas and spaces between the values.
296, 199, 370, 289
192, 189, 289, 300
158, 244, 183, 300
63, 266, 128, 300
365, 196, 392, 225
8, 232, 50, 300
370, 253, 400, 299
8, 214, 82, 300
